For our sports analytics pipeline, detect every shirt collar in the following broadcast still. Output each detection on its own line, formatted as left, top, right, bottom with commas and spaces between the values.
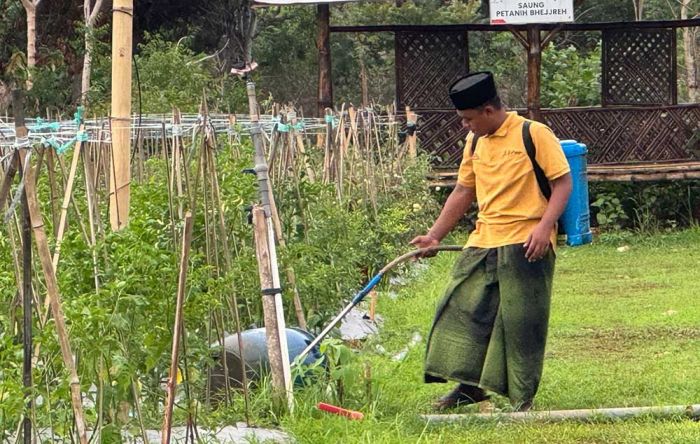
485, 111, 519, 138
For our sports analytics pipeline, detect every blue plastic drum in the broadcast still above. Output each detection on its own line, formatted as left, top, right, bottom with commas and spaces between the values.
208, 327, 324, 403
559, 140, 593, 246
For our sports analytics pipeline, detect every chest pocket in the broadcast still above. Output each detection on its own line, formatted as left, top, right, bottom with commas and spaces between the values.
471, 145, 528, 176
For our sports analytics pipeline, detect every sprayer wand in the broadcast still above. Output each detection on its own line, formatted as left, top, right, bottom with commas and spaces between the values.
296, 245, 463, 364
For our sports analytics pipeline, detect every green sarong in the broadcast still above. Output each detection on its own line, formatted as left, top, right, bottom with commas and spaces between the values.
424, 244, 555, 404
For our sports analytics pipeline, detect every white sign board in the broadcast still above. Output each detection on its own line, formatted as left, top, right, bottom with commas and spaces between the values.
490, 0, 574, 25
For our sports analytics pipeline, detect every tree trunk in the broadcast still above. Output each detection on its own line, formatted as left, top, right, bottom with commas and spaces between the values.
317, 4, 332, 117
81, 0, 105, 106
681, 1, 698, 102
81, 35, 94, 105
21, 0, 40, 89
632, 0, 644, 21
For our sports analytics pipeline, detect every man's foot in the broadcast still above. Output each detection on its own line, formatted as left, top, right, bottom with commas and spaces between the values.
432, 384, 490, 410
513, 400, 533, 412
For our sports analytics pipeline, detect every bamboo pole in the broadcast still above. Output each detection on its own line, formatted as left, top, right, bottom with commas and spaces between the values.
291, 112, 315, 183
21, 154, 32, 444
161, 122, 177, 245
45, 149, 59, 236
82, 148, 101, 292
0, 146, 18, 210
162, 211, 194, 444
21, 127, 89, 444
52, 125, 85, 269
172, 109, 185, 218
323, 108, 333, 184
109, 0, 133, 230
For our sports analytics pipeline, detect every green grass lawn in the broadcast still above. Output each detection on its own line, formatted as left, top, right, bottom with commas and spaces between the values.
281, 228, 700, 443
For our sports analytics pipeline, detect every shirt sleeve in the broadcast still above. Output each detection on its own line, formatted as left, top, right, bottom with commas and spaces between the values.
530, 122, 570, 181
456, 133, 476, 188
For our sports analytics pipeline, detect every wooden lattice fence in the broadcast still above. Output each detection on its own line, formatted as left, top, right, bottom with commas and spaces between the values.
332, 19, 700, 176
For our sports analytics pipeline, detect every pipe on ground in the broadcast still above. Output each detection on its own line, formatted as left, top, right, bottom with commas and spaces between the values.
422, 404, 700, 424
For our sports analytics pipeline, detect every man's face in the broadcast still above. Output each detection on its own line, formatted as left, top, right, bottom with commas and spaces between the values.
457, 107, 493, 137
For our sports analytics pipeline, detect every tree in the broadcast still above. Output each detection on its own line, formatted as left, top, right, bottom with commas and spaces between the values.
632, 0, 644, 20
680, 0, 698, 102
81, 0, 105, 105
20, 0, 42, 89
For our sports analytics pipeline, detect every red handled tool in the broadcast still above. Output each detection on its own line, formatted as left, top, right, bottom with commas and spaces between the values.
317, 402, 364, 420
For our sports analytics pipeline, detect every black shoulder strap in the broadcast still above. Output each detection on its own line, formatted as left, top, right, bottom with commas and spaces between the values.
522, 121, 552, 201
469, 133, 480, 157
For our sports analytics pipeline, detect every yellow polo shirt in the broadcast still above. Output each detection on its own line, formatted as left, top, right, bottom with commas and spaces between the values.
457, 112, 570, 248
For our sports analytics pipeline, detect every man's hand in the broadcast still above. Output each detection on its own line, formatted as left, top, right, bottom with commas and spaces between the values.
523, 223, 551, 262
410, 233, 440, 258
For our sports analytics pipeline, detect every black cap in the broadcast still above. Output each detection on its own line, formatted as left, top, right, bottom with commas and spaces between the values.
448, 71, 498, 110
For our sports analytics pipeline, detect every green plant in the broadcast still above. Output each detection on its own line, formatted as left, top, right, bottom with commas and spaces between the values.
591, 191, 629, 230
542, 41, 601, 108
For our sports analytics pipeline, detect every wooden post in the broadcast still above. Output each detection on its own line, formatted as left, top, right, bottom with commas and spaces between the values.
317, 4, 332, 117
162, 212, 194, 444
109, 0, 133, 230
252, 206, 291, 409
526, 25, 542, 122
246, 79, 293, 410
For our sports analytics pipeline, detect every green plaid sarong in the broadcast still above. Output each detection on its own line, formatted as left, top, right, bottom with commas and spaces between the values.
424, 244, 555, 404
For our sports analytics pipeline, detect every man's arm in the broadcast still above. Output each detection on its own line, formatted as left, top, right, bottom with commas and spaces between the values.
410, 183, 476, 249
524, 172, 572, 261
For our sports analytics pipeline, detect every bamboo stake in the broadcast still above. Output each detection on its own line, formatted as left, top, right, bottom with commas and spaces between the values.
82, 148, 101, 292
323, 108, 333, 184
45, 149, 59, 236
109, 0, 133, 230
23, 142, 89, 444
131, 378, 148, 444
0, 147, 18, 210
292, 113, 315, 183
21, 153, 32, 444
3, 195, 24, 316
161, 122, 177, 245
228, 114, 240, 158
52, 125, 85, 269
372, 111, 388, 194
53, 154, 91, 249
13, 91, 87, 444
162, 211, 194, 444
171, 109, 185, 219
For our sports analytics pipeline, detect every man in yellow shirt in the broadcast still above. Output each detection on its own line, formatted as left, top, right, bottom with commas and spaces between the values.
411, 71, 572, 411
